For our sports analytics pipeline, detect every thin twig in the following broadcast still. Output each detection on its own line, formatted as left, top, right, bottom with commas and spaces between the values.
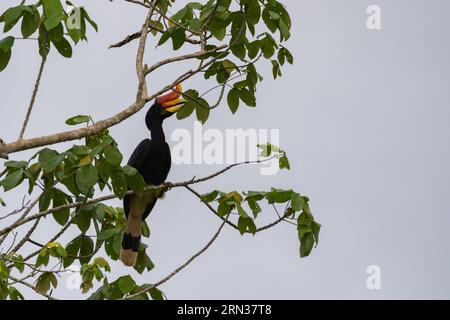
124, 214, 229, 300
144, 45, 228, 75
9, 218, 41, 254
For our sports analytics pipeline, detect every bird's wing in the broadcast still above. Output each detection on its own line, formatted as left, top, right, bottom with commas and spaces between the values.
123, 139, 153, 219
127, 139, 152, 173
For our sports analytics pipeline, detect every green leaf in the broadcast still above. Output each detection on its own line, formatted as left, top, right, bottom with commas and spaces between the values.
79, 236, 94, 265
0, 281, 8, 300
262, 36, 276, 58
51, 36, 72, 58
4, 160, 27, 168
118, 275, 136, 295
247, 198, 261, 218
141, 221, 151, 238
52, 190, 70, 225
300, 232, 315, 257
279, 155, 290, 170
262, 8, 278, 33
247, 218, 257, 235
278, 48, 286, 66
75, 165, 98, 195
94, 256, 109, 268
97, 227, 121, 241
39, 189, 53, 212
11, 255, 24, 273
196, 102, 210, 124
38, 148, 65, 173
95, 203, 106, 222
266, 188, 293, 204
231, 42, 246, 60
297, 224, 312, 240
237, 216, 248, 235
238, 88, 256, 107
158, 29, 172, 46
36, 248, 50, 267
64, 237, 80, 268
271, 60, 282, 79
65, 115, 91, 126
134, 250, 155, 274
110, 170, 127, 199
75, 210, 91, 233
230, 13, 246, 45
0, 260, 10, 279
278, 18, 291, 41
0, 36, 15, 52
246, 40, 260, 60
312, 221, 321, 245
21, 9, 40, 38
42, 0, 65, 31
290, 192, 304, 212
1, 169, 23, 191
235, 202, 249, 218
222, 59, 236, 75
81, 8, 98, 32
269, 11, 280, 20
1, 5, 23, 33
124, 168, 146, 195
0, 36, 14, 72
149, 287, 164, 300
36, 272, 58, 294
176, 100, 196, 120
246, 0, 261, 25
245, 191, 267, 201
217, 201, 233, 217
227, 88, 240, 114
8, 287, 24, 300
171, 28, 185, 50
284, 47, 294, 64
200, 190, 219, 203
103, 144, 123, 167
0, 47, 11, 72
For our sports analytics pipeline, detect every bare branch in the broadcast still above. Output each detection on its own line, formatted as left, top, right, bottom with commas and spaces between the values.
124, 214, 229, 300
18, 56, 47, 140
144, 45, 228, 75
9, 218, 41, 254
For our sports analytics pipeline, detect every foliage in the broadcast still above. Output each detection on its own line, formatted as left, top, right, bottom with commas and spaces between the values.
0, 0, 319, 300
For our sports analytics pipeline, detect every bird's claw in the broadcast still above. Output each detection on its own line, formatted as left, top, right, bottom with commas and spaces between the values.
163, 182, 174, 192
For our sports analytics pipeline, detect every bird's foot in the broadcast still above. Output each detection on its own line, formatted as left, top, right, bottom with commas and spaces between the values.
163, 182, 174, 192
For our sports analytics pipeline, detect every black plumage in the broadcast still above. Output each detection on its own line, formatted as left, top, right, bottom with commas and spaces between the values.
123, 138, 171, 221
120, 88, 184, 267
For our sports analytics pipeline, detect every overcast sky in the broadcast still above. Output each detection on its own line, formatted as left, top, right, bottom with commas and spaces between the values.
1, 0, 450, 299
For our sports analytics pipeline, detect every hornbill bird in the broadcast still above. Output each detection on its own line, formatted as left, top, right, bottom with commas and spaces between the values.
120, 84, 185, 267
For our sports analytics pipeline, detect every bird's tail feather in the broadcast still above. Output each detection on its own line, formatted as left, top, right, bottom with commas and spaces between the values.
120, 214, 141, 267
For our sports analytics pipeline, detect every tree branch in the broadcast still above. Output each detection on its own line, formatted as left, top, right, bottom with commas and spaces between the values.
144, 45, 228, 75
